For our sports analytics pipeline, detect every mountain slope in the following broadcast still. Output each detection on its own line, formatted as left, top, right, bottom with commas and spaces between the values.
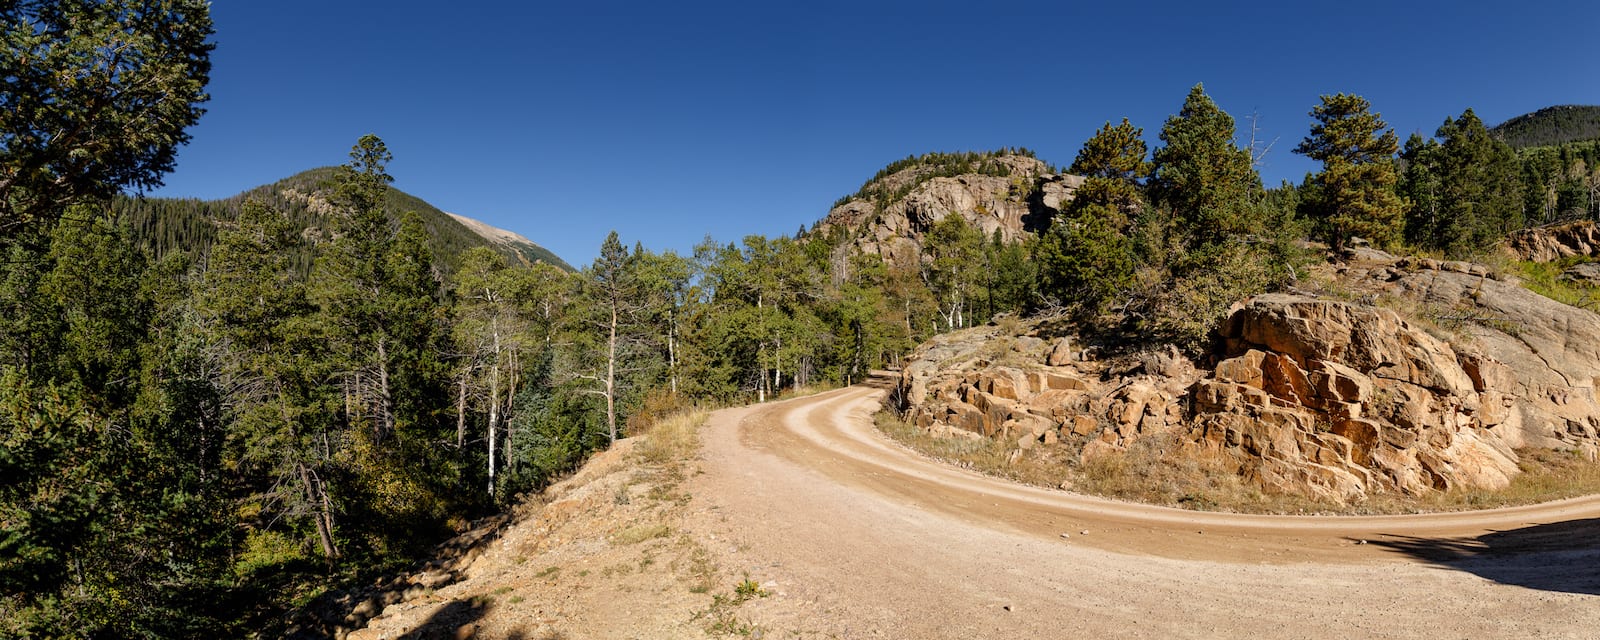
446, 212, 572, 271
1492, 105, 1600, 149
113, 167, 572, 273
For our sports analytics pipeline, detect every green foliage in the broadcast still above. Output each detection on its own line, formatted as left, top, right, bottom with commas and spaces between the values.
0, 0, 213, 236
109, 166, 573, 277
1516, 139, 1600, 225
1294, 93, 1406, 252
1150, 84, 1265, 249
1037, 119, 1149, 311
1491, 105, 1600, 149
2, 217, 235, 638
1506, 256, 1600, 311
1402, 109, 1524, 256
1037, 203, 1136, 309
923, 214, 986, 329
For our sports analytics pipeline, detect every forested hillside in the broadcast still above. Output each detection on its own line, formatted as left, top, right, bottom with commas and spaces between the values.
1492, 104, 1600, 148
1474, 106, 1600, 224
112, 167, 573, 274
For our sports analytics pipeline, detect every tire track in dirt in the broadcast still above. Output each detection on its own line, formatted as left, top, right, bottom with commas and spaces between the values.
687, 382, 1600, 638
745, 384, 1600, 562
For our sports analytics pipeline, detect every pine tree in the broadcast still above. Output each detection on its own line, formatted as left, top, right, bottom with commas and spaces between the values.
1294, 94, 1405, 252
1036, 119, 1150, 309
1434, 110, 1524, 255
0, 0, 213, 239
1399, 133, 1443, 247
201, 199, 342, 563
572, 231, 646, 444
1149, 84, 1264, 249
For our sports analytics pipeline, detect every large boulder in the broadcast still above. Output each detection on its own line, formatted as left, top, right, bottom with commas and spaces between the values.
1505, 220, 1600, 263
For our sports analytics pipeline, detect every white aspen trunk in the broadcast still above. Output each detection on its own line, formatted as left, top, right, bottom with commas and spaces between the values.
668, 308, 678, 395
757, 293, 766, 403
456, 375, 467, 448
606, 301, 618, 444
376, 339, 393, 440
487, 321, 501, 497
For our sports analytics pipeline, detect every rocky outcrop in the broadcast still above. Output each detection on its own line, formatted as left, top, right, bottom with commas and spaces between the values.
817, 155, 1083, 265
1186, 295, 1522, 499
1505, 220, 1600, 262
893, 254, 1600, 503
897, 327, 1200, 462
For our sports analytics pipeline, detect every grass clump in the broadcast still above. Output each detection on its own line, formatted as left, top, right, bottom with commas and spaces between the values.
693, 578, 771, 636
633, 408, 710, 467
610, 523, 671, 545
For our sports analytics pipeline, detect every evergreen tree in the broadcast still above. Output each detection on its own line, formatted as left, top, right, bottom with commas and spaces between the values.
570, 232, 650, 444
3, 215, 230, 636
1149, 84, 1265, 249
1399, 133, 1443, 247
1402, 110, 1525, 255
1036, 119, 1150, 309
0, 0, 213, 239
1433, 110, 1524, 255
201, 199, 343, 563
1293, 94, 1406, 252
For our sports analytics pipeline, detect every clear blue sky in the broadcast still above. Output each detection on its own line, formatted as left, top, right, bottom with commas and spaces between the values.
149, 0, 1600, 266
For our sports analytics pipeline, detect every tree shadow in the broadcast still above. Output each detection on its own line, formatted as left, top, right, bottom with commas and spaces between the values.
392, 596, 546, 639
394, 598, 493, 640
1359, 518, 1600, 596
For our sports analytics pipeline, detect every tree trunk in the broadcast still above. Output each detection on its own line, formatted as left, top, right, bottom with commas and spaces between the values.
606, 300, 618, 444
456, 375, 467, 448
375, 339, 394, 443
668, 308, 678, 395
298, 461, 338, 562
487, 321, 501, 497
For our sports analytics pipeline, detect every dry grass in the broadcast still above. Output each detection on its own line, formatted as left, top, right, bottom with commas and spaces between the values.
633, 408, 710, 467
876, 411, 1600, 515
1357, 448, 1600, 514
775, 382, 839, 401
610, 523, 672, 545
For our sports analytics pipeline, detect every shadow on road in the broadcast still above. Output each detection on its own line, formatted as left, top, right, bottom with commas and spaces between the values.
1360, 518, 1600, 596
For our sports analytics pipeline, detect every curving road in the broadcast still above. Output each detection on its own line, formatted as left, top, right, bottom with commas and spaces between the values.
686, 381, 1600, 638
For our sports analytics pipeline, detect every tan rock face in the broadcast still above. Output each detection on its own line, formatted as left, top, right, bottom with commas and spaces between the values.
892, 251, 1600, 504
1505, 220, 1600, 263
815, 156, 1081, 267
1192, 294, 1528, 499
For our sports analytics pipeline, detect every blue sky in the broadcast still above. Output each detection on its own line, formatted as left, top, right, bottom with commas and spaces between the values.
149, 1, 1600, 266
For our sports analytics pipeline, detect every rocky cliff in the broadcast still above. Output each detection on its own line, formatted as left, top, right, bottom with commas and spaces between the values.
1506, 220, 1600, 263
815, 153, 1082, 265
894, 253, 1600, 503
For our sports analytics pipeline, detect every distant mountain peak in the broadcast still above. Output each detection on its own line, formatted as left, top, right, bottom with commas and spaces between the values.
112, 167, 574, 273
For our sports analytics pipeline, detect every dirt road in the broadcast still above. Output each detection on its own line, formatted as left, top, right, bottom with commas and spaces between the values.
687, 383, 1600, 638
